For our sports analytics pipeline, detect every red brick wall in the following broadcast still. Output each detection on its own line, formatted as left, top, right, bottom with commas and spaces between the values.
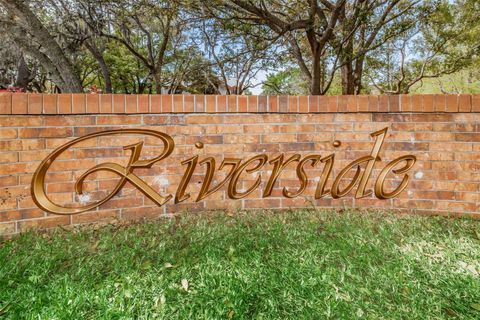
1, 93, 479, 237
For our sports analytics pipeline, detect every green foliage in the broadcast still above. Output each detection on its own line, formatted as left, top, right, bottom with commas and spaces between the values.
1, 0, 479, 94
1, 209, 479, 319
365, 0, 479, 94
262, 68, 309, 95
412, 68, 480, 94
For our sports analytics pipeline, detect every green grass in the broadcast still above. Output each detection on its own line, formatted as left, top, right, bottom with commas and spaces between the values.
1, 209, 480, 319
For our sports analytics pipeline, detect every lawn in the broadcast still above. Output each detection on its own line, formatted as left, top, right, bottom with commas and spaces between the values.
1, 209, 479, 319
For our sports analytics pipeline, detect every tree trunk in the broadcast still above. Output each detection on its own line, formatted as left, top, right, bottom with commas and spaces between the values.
153, 71, 162, 94
354, 59, 364, 94
1, 0, 83, 93
310, 46, 322, 95
84, 40, 112, 93
341, 62, 356, 95
4, 23, 67, 91
15, 55, 34, 90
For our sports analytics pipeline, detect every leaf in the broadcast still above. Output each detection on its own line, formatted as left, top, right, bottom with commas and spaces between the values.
474, 230, 480, 240
141, 260, 152, 270
227, 310, 235, 319
181, 279, 189, 291
471, 303, 480, 311
443, 307, 458, 317
89, 240, 100, 253
164, 262, 174, 269
0, 302, 11, 316
356, 308, 364, 317
124, 289, 132, 298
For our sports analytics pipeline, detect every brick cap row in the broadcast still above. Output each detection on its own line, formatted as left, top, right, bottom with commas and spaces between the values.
0, 93, 479, 115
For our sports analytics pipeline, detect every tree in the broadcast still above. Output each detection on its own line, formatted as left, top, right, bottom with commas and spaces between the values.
214, 0, 420, 95
214, 0, 345, 95
0, 0, 83, 92
80, 0, 183, 93
262, 67, 309, 95
194, 5, 278, 95
332, 0, 419, 94
45, 0, 114, 93
365, 0, 478, 94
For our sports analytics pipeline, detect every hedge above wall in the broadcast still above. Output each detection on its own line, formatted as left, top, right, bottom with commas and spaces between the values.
0, 93, 479, 115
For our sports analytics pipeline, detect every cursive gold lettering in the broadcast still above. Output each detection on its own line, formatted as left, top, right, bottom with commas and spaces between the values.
31, 127, 418, 215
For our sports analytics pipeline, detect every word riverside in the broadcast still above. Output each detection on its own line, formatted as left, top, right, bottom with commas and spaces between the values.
31, 128, 416, 215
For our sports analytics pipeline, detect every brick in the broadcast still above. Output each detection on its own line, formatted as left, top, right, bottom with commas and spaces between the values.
0, 93, 12, 114
172, 95, 183, 113
185, 95, 195, 112
357, 96, 368, 112
0, 176, 17, 187
299, 96, 308, 113
227, 95, 237, 112
71, 209, 119, 224
86, 94, 100, 113
143, 115, 173, 125
185, 115, 223, 124
346, 95, 357, 112
43, 94, 57, 114
191, 94, 202, 112
18, 127, 73, 139
326, 96, 338, 112
389, 95, 400, 112
217, 95, 227, 112
72, 94, 86, 114
121, 207, 163, 220
399, 94, 411, 112
58, 94, 72, 114
269, 96, 278, 112
202, 95, 213, 113
18, 216, 70, 231
456, 133, 480, 142
338, 95, 348, 112
0, 152, 18, 163
12, 93, 28, 114
411, 95, 422, 112
186, 135, 223, 145
288, 96, 299, 113
238, 96, 248, 112
138, 94, 149, 113
279, 96, 288, 112
411, 114, 453, 122
100, 94, 113, 113
308, 96, 318, 112
423, 95, 434, 112
472, 95, 480, 112
378, 95, 389, 112
0, 128, 17, 139
258, 96, 268, 112
434, 94, 446, 112
446, 95, 458, 112
126, 95, 137, 113
368, 95, 378, 112
248, 95, 258, 112
45, 116, 94, 126
113, 94, 125, 113
0, 222, 15, 235
161, 95, 172, 112
28, 93, 42, 114
458, 94, 471, 112
150, 94, 161, 113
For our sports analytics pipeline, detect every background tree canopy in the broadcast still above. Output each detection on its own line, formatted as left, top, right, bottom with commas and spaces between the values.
0, 0, 478, 95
